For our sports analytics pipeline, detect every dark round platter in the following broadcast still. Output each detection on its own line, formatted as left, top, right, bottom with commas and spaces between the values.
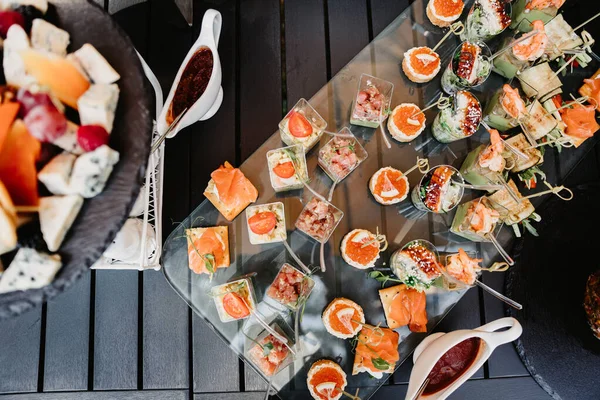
507, 184, 600, 400
0, 0, 153, 319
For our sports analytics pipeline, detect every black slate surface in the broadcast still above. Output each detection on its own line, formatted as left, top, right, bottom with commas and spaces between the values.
507, 184, 600, 400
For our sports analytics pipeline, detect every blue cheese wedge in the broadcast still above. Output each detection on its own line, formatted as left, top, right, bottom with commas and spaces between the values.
38, 152, 77, 195
69, 145, 119, 198
245, 202, 286, 245
0, 248, 61, 293
31, 19, 70, 57
3, 24, 36, 87
73, 44, 120, 84
77, 84, 119, 133
1, 0, 48, 13
39, 195, 83, 252
52, 121, 84, 155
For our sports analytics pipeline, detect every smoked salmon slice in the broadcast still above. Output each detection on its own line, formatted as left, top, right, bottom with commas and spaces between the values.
186, 226, 230, 276
561, 103, 600, 139
353, 324, 400, 377
379, 284, 428, 332
205, 161, 258, 221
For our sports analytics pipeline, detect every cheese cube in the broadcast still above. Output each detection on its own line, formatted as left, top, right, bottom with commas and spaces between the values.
69, 145, 119, 198
73, 44, 120, 84
77, 84, 119, 133
0, 248, 62, 294
31, 19, 70, 56
52, 121, 85, 155
1, 0, 48, 14
3, 24, 36, 87
38, 152, 77, 195
39, 195, 83, 252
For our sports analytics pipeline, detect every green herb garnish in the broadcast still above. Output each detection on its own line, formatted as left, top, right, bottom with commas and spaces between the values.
372, 357, 391, 371
262, 342, 274, 357
368, 271, 404, 288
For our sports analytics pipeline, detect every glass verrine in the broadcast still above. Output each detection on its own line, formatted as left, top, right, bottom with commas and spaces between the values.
492, 23, 535, 79
450, 197, 499, 242
211, 277, 257, 323
294, 197, 344, 243
439, 251, 481, 291
318, 128, 368, 182
266, 144, 309, 192
390, 239, 441, 292
245, 202, 287, 245
483, 85, 522, 131
411, 165, 465, 213
459, 144, 506, 188
279, 98, 327, 153
441, 41, 492, 94
245, 322, 295, 377
265, 263, 315, 311
350, 73, 394, 128
461, 0, 512, 43
431, 91, 482, 143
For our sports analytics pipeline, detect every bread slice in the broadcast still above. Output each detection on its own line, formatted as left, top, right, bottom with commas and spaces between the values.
204, 163, 258, 221
186, 226, 230, 274
379, 284, 406, 329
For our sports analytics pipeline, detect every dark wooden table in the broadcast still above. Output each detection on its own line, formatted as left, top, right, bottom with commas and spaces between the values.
1, 1, 599, 399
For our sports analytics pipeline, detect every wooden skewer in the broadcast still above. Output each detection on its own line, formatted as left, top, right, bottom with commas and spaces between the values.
432, 21, 464, 52
574, 11, 600, 32
410, 94, 450, 118
404, 157, 430, 176
553, 55, 578, 77
524, 181, 573, 201
15, 205, 39, 213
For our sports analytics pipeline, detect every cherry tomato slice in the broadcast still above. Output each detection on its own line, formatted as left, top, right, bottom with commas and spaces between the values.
222, 292, 250, 319
273, 161, 295, 178
288, 111, 313, 138
248, 211, 277, 235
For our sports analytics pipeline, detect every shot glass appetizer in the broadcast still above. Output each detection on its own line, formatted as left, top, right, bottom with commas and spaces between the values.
441, 249, 483, 288
450, 197, 501, 242
459, 129, 507, 187
341, 228, 387, 269
461, 0, 512, 42
390, 239, 441, 292
387, 103, 427, 142
411, 165, 465, 213
266, 145, 308, 192
279, 98, 327, 152
246, 323, 294, 377
266, 263, 315, 311
211, 277, 257, 323
483, 85, 525, 131
350, 73, 393, 128
318, 128, 368, 182
487, 179, 537, 233
493, 20, 549, 79
245, 202, 287, 245
441, 41, 492, 94
369, 167, 410, 205
295, 197, 344, 243
432, 91, 482, 143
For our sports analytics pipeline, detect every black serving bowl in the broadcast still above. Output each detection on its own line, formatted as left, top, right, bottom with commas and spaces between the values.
0, 0, 153, 319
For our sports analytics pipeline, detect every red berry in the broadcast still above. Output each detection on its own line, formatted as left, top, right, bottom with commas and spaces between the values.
77, 125, 109, 152
16, 87, 54, 118
24, 104, 67, 142
0, 11, 25, 38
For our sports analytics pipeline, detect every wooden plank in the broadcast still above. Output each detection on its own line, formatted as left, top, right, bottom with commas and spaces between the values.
194, 393, 265, 400
284, 0, 327, 103
43, 274, 91, 391
133, 0, 192, 391
0, 390, 188, 400
93, 270, 138, 390
369, 0, 412, 38
239, 0, 282, 161
0, 309, 41, 393
192, 317, 239, 392
372, 377, 550, 399
326, 0, 369, 76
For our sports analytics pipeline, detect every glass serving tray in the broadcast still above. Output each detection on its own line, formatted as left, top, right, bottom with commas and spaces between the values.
162, 0, 539, 398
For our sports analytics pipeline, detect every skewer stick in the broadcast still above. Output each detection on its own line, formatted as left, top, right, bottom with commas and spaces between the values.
486, 232, 515, 266
490, 30, 540, 60
574, 12, 600, 32
523, 181, 573, 201
410, 94, 450, 118
481, 120, 529, 161
474, 279, 522, 310
432, 21, 464, 52
524, 135, 574, 150
553, 55, 578, 78
14, 205, 39, 213
479, 261, 510, 272
403, 157, 430, 176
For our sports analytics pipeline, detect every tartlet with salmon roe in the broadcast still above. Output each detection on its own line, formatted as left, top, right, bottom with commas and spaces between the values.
341, 229, 384, 269
387, 103, 426, 142
402, 46, 441, 83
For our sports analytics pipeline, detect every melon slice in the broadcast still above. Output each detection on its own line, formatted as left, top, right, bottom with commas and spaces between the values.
21, 50, 90, 109
0, 120, 41, 206
0, 102, 21, 152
